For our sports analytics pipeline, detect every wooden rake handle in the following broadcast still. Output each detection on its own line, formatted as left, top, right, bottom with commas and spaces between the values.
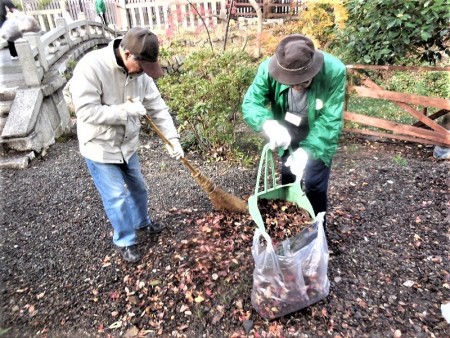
126, 96, 199, 176
143, 115, 199, 176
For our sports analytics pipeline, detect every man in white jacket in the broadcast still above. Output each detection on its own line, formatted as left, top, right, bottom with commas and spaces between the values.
70, 27, 184, 263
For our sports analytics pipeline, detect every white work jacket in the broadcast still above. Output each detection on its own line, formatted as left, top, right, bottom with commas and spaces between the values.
70, 38, 179, 163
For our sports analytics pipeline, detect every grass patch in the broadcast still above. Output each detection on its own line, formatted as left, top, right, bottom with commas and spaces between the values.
393, 154, 408, 166
345, 95, 421, 132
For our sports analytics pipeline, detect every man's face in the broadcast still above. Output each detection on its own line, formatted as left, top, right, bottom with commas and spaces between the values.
123, 51, 144, 75
291, 79, 312, 92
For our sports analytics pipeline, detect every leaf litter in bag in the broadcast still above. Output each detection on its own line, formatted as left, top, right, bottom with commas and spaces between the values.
257, 199, 315, 253
251, 203, 329, 319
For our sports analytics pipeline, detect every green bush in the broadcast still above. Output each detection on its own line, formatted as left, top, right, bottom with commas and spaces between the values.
157, 50, 257, 161
342, 0, 450, 65
384, 71, 450, 98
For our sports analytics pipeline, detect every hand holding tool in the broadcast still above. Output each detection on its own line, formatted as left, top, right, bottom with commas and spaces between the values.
285, 148, 309, 181
123, 97, 146, 117
262, 119, 291, 150
166, 138, 184, 159
143, 114, 247, 213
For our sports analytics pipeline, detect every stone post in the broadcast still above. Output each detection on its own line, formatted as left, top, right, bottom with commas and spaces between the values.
21, 32, 49, 72
14, 37, 42, 87
77, 12, 88, 38
56, 17, 73, 48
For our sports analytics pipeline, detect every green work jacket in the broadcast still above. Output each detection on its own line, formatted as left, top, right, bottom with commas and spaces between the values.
95, 0, 106, 14
242, 51, 346, 166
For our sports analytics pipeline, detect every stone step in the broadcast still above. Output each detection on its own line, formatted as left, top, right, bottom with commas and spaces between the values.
0, 62, 22, 74
0, 101, 13, 115
0, 150, 35, 169
0, 86, 17, 101
0, 116, 7, 135
0, 73, 25, 88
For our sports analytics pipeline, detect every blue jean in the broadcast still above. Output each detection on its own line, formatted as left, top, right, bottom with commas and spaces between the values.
85, 152, 151, 247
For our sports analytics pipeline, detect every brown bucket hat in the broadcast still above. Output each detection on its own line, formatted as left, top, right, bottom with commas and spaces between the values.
269, 34, 324, 85
121, 27, 164, 79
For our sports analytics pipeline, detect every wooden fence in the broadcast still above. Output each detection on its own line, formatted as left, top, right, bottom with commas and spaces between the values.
18, 0, 305, 32
345, 65, 450, 147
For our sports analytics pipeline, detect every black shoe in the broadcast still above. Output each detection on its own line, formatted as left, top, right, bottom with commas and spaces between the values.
139, 222, 163, 234
116, 245, 141, 263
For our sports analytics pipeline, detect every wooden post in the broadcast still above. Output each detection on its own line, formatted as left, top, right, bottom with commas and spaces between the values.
59, 0, 67, 14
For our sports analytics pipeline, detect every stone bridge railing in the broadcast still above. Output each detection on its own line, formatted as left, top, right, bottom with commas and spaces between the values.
16, 16, 118, 86
0, 18, 118, 168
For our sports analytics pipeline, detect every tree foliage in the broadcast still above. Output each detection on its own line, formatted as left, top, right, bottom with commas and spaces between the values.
343, 0, 450, 65
264, 0, 347, 55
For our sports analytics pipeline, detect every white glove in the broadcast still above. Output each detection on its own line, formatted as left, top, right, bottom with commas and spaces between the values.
262, 119, 291, 150
123, 97, 146, 118
285, 148, 309, 181
166, 138, 184, 160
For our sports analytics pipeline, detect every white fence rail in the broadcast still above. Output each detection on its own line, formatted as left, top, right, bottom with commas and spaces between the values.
17, 0, 303, 33
125, 0, 226, 33
20, 0, 229, 33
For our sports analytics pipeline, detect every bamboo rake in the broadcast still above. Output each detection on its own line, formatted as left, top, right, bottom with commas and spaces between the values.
144, 115, 248, 213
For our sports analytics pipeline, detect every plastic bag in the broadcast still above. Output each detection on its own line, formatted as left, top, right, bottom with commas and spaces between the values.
251, 212, 329, 319
0, 15, 41, 42
433, 145, 450, 160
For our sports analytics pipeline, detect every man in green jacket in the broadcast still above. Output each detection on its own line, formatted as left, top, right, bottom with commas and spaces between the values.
95, 0, 107, 26
242, 34, 346, 228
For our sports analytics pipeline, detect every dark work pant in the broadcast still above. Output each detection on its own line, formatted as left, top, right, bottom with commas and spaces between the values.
1, 18, 18, 57
101, 13, 108, 26
281, 151, 331, 229
8, 40, 17, 57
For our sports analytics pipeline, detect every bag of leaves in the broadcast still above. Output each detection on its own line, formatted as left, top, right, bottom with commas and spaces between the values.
251, 212, 329, 319
248, 144, 329, 319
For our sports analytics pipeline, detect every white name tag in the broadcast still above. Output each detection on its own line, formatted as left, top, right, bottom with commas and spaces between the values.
285, 111, 302, 126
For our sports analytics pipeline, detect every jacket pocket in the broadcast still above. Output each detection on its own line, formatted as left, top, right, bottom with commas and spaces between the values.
124, 116, 141, 140
79, 124, 112, 145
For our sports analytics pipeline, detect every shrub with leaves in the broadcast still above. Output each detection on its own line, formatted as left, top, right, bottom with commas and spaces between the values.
384, 71, 450, 99
157, 50, 257, 160
342, 0, 450, 65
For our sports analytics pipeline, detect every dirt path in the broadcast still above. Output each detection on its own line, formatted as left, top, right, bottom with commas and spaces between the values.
0, 134, 448, 337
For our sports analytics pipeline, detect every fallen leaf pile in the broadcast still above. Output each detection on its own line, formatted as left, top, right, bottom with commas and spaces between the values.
2, 138, 449, 337
98, 209, 258, 336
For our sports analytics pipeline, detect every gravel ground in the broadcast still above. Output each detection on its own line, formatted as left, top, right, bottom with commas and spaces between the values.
0, 131, 449, 337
